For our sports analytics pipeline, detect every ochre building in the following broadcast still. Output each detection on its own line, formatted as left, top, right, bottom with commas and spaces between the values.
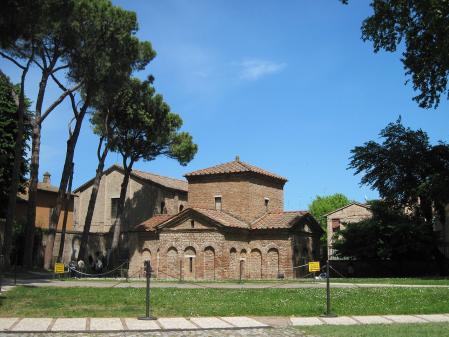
129, 158, 323, 280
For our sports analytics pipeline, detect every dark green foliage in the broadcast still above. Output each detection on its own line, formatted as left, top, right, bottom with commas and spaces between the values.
63, 0, 155, 99
0, 72, 30, 217
342, 0, 449, 108
333, 201, 436, 261
349, 118, 449, 225
107, 77, 198, 166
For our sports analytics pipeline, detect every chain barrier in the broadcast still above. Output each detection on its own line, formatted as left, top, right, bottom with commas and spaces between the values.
68, 261, 128, 278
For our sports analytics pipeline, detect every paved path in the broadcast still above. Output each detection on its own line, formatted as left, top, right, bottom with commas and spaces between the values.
2, 278, 449, 289
0, 314, 448, 334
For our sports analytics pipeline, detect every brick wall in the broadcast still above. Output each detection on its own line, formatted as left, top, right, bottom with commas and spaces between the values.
187, 173, 284, 223
127, 223, 321, 280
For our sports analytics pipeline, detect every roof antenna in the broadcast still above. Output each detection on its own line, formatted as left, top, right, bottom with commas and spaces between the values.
235, 155, 240, 162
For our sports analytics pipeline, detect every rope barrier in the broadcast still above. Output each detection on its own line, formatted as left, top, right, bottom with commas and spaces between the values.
292, 263, 309, 270
68, 261, 128, 278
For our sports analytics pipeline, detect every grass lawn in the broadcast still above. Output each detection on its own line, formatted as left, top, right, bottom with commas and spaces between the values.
299, 323, 449, 337
1, 286, 449, 317
56, 276, 449, 286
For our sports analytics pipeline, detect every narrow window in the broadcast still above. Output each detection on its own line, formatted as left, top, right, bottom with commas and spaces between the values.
189, 257, 193, 273
264, 198, 270, 211
160, 201, 166, 214
215, 196, 222, 211
191, 220, 195, 228
332, 218, 341, 232
179, 204, 184, 212
111, 198, 120, 219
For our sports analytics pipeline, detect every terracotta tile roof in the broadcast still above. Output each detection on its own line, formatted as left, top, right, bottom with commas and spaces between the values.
74, 164, 188, 193
322, 202, 371, 217
251, 211, 309, 229
136, 207, 250, 231
185, 159, 287, 182
137, 209, 318, 232
136, 214, 174, 231
191, 208, 250, 229
37, 182, 60, 193
17, 183, 74, 201
132, 168, 188, 192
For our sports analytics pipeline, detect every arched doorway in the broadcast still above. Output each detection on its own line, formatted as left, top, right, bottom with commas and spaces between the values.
184, 246, 196, 280
204, 246, 215, 280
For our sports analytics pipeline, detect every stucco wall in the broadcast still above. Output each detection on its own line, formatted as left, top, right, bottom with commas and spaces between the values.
74, 169, 187, 234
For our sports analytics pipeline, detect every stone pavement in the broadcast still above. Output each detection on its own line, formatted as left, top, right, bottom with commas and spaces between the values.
0, 314, 448, 334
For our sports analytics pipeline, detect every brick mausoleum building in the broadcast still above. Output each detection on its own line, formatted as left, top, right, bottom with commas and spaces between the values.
128, 157, 323, 280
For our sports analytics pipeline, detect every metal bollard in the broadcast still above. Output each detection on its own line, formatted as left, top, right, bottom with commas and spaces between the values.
138, 260, 156, 320
321, 259, 337, 317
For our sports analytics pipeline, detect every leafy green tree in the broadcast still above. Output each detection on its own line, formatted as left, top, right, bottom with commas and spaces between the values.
342, 0, 449, 108
349, 119, 449, 264
0, 72, 31, 259
42, 0, 155, 269
349, 118, 449, 226
333, 201, 436, 261
107, 77, 197, 264
1, 0, 86, 267
308, 193, 351, 239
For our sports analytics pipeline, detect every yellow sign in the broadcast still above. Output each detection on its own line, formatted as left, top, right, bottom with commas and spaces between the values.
308, 261, 321, 272
54, 263, 65, 274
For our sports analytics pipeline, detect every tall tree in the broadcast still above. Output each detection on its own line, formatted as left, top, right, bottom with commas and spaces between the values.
342, 0, 449, 109
1, 0, 85, 267
107, 77, 197, 264
349, 119, 449, 257
42, 0, 155, 269
333, 201, 436, 261
0, 72, 31, 261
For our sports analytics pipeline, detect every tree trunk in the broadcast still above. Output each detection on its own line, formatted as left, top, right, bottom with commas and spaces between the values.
23, 70, 50, 268
109, 160, 133, 265
2, 60, 31, 267
43, 104, 88, 270
57, 162, 74, 262
78, 140, 109, 261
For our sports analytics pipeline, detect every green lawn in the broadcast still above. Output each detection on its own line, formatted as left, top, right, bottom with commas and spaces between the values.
57, 276, 449, 286
299, 323, 449, 337
1, 286, 449, 317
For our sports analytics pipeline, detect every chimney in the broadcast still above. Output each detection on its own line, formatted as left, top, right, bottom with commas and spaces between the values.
235, 155, 240, 162
43, 172, 51, 184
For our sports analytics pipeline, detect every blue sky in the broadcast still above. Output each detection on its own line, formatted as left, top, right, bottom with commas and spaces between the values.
1, 0, 448, 210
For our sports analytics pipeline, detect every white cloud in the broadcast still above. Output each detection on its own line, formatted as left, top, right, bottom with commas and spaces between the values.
238, 59, 286, 80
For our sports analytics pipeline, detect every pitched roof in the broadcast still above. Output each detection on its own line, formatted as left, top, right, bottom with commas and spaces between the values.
136, 208, 249, 232
136, 208, 324, 233
184, 159, 287, 182
136, 214, 173, 231
190, 208, 249, 229
251, 211, 308, 229
74, 164, 188, 193
322, 202, 371, 217
17, 182, 74, 201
